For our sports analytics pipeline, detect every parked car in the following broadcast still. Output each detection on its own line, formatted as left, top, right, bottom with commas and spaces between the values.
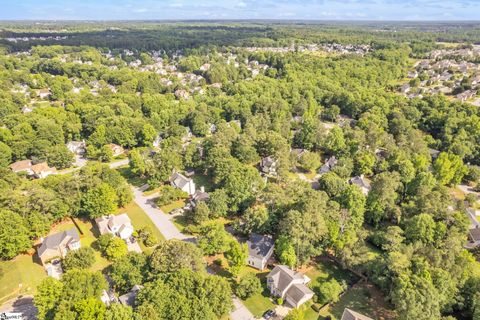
263, 310, 275, 319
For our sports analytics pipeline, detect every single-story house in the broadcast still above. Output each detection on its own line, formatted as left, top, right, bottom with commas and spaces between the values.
96, 213, 134, 240
119, 285, 143, 307
170, 172, 196, 195
349, 175, 371, 195
9, 160, 33, 174
266, 265, 314, 308
260, 156, 278, 175
319, 156, 337, 175
247, 234, 274, 270
107, 143, 125, 157
341, 308, 373, 320
37, 228, 81, 265
66, 140, 86, 155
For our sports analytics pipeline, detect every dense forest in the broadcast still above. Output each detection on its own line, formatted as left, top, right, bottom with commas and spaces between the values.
1, 22, 480, 320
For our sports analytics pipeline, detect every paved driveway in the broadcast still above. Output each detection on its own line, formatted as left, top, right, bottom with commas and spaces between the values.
0, 296, 37, 320
230, 297, 255, 320
132, 185, 191, 241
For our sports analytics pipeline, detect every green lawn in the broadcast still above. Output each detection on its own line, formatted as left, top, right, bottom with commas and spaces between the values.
305, 259, 358, 290
116, 166, 147, 187
0, 254, 46, 304
160, 199, 186, 214
243, 289, 276, 318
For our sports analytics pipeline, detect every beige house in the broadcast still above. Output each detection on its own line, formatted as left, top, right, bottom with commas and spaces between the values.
95, 214, 134, 240
9, 160, 33, 174
107, 143, 125, 157
37, 228, 81, 264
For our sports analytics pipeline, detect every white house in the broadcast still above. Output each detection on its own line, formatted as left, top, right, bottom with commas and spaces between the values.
95, 213, 134, 240
247, 234, 274, 270
170, 172, 196, 195
266, 265, 314, 308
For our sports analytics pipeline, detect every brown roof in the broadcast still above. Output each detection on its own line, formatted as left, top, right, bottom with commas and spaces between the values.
9, 160, 32, 171
31, 162, 56, 174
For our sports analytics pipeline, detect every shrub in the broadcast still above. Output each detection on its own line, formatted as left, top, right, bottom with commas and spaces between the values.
138, 226, 157, 247
277, 297, 284, 305
96, 234, 127, 261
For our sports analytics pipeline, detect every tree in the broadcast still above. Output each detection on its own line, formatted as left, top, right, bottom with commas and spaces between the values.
354, 150, 375, 176
154, 185, 188, 206
72, 297, 106, 320
225, 241, 248, 277
240, 205, 269, 235
0, 209, 31, 259
0, 142, 12, 167
275, 236, 297, 268
63, 247, 95, 271
208, 189, 229, 218
190, 201, 211, 224
96, 234, 127, 261
105, 304, 133, 320
366, 172, 402, 225
82, 183, 118, 218
404, 214, 437, 245
46, 145, 74, 169
235, 272, 262, 299
98, 144, 114, 162
129, 148, 146, 176
284, 308, 305, 320
149, 240, 205, 275
198, 222, 231, 255
110, 252, 148, 294
137, 226, 157, 247
433, 152, 467, 186
298, 151, 321, 172
317, 279, 344, 304
35, 277, 63, 320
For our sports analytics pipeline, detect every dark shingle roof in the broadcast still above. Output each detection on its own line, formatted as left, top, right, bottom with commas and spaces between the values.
38, 228, 80, 257
247, 234, 274, 259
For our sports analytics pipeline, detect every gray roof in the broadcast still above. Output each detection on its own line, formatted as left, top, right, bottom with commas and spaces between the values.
170, 172, 192, 189
38, 228, 80, 257
267, 265, 305, 294
247, 234, 274, 259
118, 285, 143, 307
192, 190, 209, 202
341, 308, 373, 320
466, 208, 480, 228
349, 176, 370, 190
285, 283, 314, 305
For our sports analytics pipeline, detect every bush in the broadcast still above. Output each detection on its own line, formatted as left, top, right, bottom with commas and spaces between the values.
312, 303, 321, 312
62, 247, 95, 271
155, 185, 188, 206
235, 272, 262, 299
277, 297, 284, 305
138, 226, 157, 247
317, 279, 344, 304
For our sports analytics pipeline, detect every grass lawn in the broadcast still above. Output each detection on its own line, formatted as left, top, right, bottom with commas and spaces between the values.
304, 259, 358, 290
235, 266, 276, 317
0, 254, 46, 304
160, 199, 186, 214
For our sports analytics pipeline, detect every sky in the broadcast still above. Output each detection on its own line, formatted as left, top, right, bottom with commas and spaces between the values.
0, 0, 479, 21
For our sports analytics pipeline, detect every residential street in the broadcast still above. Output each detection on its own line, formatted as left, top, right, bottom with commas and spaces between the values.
132, 184, 191, 241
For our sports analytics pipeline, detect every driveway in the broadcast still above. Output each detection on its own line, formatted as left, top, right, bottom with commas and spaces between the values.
0, 296, 37, 320
109, 158, 129, 169
230, 297, 255, 320
132, 185, 191, 241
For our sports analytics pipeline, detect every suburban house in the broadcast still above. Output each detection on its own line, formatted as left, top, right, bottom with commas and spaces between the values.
266, 265, 314, 308
31, 162, 57, 178
66, 140, 86, 155
37, 88, 51, 99
107, 143, 125, 157
119, 285, 143, 307
247, 234, 274, 270
170, 172, 196, 195
96, 213, 134, 240
349, 175, 371, 195
319, 156, 337, 175
37, 228, 81, 264
260, 156, 278, 175
341, 308, 373, 320
428, 148, 441, 160
9, 160, 33, 174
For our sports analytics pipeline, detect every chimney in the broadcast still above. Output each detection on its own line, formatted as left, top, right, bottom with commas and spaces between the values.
200, 186, 205, 193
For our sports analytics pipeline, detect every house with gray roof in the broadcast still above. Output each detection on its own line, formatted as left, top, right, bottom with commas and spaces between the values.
37, 228, 81, 265
319, 156, 337, 175
341, 308, 373, 320
349, 175, 371, 195
170, 172, 196, 195
260, 156, 278, 175
266, 265, 314, 308
247, 234, 274, 270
